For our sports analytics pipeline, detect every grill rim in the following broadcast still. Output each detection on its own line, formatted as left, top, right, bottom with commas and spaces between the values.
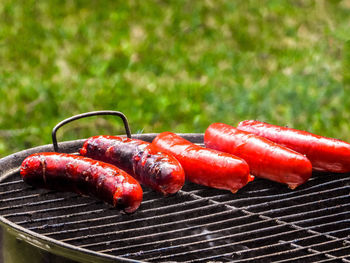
0, 133, 202, 263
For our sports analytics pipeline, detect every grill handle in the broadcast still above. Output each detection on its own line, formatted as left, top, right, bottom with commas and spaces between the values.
52, 110, 131, 152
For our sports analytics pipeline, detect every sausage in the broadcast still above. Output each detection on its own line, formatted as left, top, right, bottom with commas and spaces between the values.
20, 152, 143, 213
204, 123, 312, 189
152, 132, 253, 193
80, 136, 185, 195
237, 120, 350, 173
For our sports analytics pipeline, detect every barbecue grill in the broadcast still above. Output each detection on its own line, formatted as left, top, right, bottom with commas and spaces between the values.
0, 111, 349, 262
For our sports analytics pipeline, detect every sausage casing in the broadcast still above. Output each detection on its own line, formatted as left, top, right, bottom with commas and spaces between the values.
152, 132, 253, 193
205, 123, 312, 189
238, 120, 350, 173
20, 152, 143, 213
80, 136, 185, 195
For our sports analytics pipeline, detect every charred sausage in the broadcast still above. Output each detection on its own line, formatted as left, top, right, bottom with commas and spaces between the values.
237, 120, 350, 173
204, 123, 312, 189
152, 132, 253, 193
80, 136, 185, 195
20, 152, 143, 213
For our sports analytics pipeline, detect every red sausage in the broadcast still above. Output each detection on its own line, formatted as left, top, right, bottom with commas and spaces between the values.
152, 132, 253, 193
80, 136, 185, 195
205, 123, 312, 189
238, 120, 350, 173
20, 153, 143, 213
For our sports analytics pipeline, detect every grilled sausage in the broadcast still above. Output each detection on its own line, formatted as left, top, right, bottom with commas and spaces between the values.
237, 120, 350, 173
80, 136, 185, 195
204, 123, 312, 189
152, 132, 253, 193
20, 152, 143, 213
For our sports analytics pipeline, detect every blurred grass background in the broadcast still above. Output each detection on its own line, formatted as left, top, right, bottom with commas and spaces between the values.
0, 0, 350, 157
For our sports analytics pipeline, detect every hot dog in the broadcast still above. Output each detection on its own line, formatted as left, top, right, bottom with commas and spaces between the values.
20, 152, 143, 213
152, 132, 253, 193
204, 123, 312, 189
80, 136, 185, 195
237, 120, 350, 173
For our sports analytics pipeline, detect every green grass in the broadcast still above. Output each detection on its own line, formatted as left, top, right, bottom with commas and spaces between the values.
1, 0, 350, 157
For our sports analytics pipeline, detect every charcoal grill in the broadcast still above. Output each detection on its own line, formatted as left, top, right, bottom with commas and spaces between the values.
0, 111, 349, 262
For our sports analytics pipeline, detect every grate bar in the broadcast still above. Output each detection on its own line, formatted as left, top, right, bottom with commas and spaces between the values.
316, 259, 350, 263
325, 229, 350, 238
58, 184, 346, 247
257, 195, 349, 216
0, 193, 54, 203
16, 195, 187, 229
145, 217, 348, 262
57, 203, 238, 243
0, 196, 77, 212
28, 208, 109, 231
227, 237, 350, 263
177, 189, 350, 262
93, 215, 275, 252
140, 229, 350, 262
279, 203, 350, 221
3, 200, 99, 218
0, 159, 348, 263
45, 208, 234, 240
308, 219, 350, 233
274, 240, 350, 263
202, 177, 348, 202
239, 187, 348, 211
125, 225, 306, 260
30, 197, 207, 232
293, 211, 349, 225
0, 179, 23, 186
186, 234, 350, 263
189, 176, 348, 199
39, 200, 214, 235
0, 187, 34, 196
189, 190, 348, 242
16, 207, 105, 226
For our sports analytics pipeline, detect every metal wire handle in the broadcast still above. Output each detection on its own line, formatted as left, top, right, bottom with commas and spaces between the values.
52, 110, 131, 152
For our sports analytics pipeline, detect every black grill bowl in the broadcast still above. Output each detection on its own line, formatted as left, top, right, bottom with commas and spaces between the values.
0, 134, 349, 263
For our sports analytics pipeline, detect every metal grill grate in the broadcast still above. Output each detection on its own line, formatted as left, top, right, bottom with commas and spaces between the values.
0, 141, 349, 262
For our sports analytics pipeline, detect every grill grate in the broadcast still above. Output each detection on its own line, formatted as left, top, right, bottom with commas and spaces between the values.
0, 147, 349, 262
